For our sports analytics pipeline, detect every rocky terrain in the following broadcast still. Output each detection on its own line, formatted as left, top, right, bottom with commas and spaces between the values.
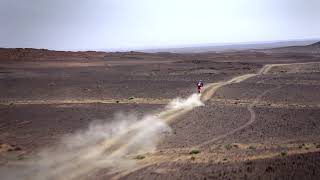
0, 43, 320, 179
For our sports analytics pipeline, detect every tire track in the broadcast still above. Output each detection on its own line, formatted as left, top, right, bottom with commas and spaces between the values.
195, 85, 282, 149
193, 62, 320, 148
192, 63, 286, 149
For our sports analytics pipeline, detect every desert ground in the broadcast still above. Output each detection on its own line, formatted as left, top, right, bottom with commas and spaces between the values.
0, 43, 320, 179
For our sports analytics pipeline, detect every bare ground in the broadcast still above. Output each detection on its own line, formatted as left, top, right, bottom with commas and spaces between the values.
0, 48, 320, 179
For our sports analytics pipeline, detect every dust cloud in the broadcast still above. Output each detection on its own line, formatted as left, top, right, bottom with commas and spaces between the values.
166, 93, 204, 110
1, 93, 204, 180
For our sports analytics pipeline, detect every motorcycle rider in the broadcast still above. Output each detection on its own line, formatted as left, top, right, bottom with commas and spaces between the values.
197, 80, 204, 93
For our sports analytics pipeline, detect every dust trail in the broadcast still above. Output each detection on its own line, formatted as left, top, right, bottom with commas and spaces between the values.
1, 94, 203, 180
2, 113, 171, 180
158, 93, 204, 123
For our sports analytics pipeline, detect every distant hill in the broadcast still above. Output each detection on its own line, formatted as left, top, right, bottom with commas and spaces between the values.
0, 48, 160, 61
309, 41, 320, 47
141, 40, 320, 53
1, 40, 319, 60
260, 41, 320, 54
0, 48, 110, 60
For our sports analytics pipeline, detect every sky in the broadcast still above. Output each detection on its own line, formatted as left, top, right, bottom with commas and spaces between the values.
0, 0, 320, 51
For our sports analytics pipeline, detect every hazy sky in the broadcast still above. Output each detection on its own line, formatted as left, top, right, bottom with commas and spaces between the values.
1, 0, 320, 50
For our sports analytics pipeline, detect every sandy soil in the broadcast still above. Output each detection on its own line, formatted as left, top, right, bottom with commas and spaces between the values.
0, 47, 320, 179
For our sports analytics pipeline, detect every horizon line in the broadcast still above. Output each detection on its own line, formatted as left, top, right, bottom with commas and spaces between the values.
1, 37, 319, 53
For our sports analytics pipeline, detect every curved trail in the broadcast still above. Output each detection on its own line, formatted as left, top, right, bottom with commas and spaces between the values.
193, 62, 320, 148
195, 85, 282, 148
192, 62, 309, 148
258, 62, 320, 75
